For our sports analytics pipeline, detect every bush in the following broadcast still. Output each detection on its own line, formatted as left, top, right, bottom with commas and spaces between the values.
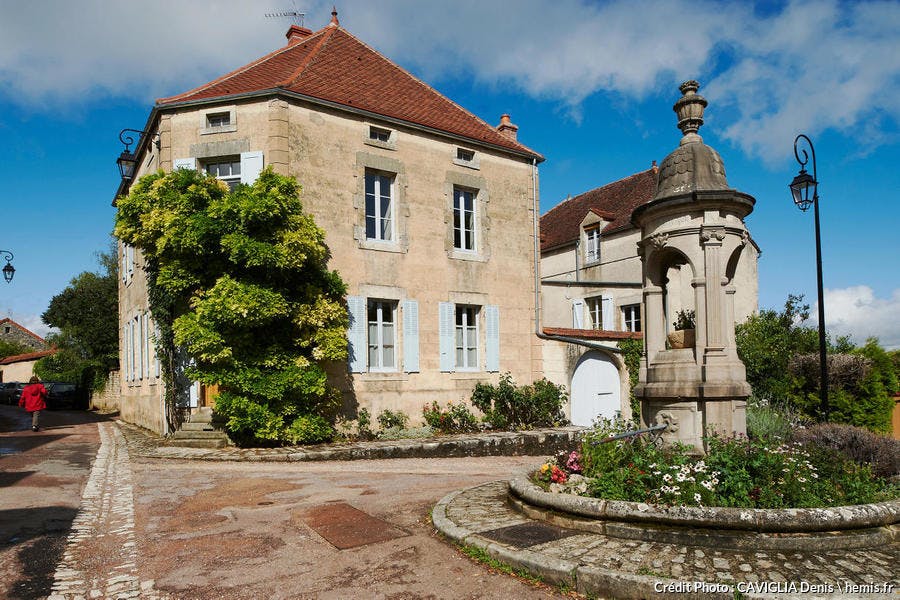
747, 401, 807, 443
376, 408, 409, 431
284, 414, 334, 445
561, 418, 898, 508
422, 401, 479, 434
471, 373, 566, 430
791, 423, 900, 478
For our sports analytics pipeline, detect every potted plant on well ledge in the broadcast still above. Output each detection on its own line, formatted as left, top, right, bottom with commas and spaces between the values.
667, 308, 695, 349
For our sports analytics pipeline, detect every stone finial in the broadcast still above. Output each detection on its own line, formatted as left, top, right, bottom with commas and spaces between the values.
673, 80, 707, 144
330, 6, 339, 26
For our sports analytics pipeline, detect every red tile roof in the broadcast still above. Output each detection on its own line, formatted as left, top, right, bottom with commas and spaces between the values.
0, 349, 56, 365
0, 318, 47, 345
157, 21, 542, 160
540, 167, 658, 252
543, 327, 642, 341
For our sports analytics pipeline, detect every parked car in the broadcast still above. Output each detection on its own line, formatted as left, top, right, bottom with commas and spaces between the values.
0, 382, 25, 405
44, 382, 83, 410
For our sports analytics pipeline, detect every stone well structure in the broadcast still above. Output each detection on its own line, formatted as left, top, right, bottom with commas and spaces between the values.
632, 81, 754, 452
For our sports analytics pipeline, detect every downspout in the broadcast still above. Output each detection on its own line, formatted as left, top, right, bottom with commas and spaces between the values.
530, 158, 623, 354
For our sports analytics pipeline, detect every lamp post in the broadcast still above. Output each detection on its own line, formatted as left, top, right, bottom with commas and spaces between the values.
117, 128, 160, 181
0, 250, 14, 283
789, 134, 828, 420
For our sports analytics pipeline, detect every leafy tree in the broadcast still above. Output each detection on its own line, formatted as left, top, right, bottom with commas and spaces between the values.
736, 294, 818, 404
114, 167, 348, 445
35, 246, 119, 390
0, 339, 34, 359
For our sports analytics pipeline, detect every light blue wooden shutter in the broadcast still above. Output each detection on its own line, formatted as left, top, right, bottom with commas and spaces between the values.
240, 151, 264, 184
602, 296, 614, 331
173, 157, 196, 171
572, 299, 584, 328
403, 300, 419, 373
485, 305, 500, 372
347, 296, 367, 373
439, 302, 455, 372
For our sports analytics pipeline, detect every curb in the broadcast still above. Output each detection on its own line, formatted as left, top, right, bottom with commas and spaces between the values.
117, 420, 584, 462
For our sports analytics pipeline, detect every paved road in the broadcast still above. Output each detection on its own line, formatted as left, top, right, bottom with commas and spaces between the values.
1, 406, 565, 599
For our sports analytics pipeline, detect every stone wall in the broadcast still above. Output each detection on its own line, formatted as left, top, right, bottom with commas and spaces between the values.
90, 370, 121, 412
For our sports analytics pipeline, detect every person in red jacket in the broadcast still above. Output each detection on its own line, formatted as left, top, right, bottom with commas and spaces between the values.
19, 375, 48, 432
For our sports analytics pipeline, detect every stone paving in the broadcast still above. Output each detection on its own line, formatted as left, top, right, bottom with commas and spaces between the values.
434, 481, 900, 599
48, 422, 167, 600
51, 419, 900, 599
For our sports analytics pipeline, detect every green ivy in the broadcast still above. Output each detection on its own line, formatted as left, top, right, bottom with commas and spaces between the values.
115, 167, 348, 445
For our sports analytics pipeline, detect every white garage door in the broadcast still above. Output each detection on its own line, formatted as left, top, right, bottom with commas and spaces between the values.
570, 350, 621, 427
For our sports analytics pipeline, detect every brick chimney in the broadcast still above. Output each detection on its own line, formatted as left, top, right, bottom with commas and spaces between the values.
496, 114, 518, 141
286, 25, 314, 45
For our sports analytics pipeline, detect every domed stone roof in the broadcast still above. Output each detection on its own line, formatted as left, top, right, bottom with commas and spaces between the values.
654, 81, 730, 200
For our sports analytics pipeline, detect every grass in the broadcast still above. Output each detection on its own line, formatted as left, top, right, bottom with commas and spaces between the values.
456, 543, 587, 598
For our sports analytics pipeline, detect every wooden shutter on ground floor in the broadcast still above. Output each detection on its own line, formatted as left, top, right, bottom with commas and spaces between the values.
402, 300, 419, 373
347, 296, 367, 373
485, 305, 500, 372
439, 302, 455, 372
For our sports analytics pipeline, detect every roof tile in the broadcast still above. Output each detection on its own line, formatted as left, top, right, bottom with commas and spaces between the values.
158, 24, 541, 159
540, 168, 658, 252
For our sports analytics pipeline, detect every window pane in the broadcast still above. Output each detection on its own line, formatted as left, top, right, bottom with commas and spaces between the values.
466, 325, 476, 347
381, 217, 392, 241
467, 347, 476, 367
383, 345, 395, 368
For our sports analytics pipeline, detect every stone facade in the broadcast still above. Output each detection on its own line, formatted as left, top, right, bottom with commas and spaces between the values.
116, 20, 543, 435
0, 318, 49, 352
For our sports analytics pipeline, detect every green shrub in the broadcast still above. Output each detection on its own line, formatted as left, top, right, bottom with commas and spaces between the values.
746, 401, 806, 443
377, 408, 409, 431
284, 414, 334, 445
618, 338, 643, 421
422, 401, 479, 434
471, 373, 566, 430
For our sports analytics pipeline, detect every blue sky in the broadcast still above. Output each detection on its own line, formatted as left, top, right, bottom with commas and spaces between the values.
1, 0, 898, 347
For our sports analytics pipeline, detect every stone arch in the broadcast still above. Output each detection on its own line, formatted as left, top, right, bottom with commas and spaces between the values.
644, 246, 696, 334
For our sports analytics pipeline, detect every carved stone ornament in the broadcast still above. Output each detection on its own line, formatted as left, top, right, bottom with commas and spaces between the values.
740, 230, 750, 247
700, 229, 725, 243
647, 233, 669, 250
655, 411, 680, 433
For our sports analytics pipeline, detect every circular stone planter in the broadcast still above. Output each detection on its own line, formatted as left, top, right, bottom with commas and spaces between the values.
509, 472, 900, 552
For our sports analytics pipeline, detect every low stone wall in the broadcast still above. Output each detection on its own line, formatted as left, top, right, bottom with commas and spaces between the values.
89, 371, 120, 412
509, 472, 900, 551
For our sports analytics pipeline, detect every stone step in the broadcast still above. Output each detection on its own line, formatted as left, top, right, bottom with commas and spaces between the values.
180, 422, 216, 432
189, 408, 215, 424
171, 429, 229, 440
168, 437, 229, 449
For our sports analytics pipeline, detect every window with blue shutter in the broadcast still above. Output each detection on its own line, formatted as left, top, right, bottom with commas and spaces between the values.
485, 305, 499, 372
403, 300, 419, 373
240, 151, 264, 184
572, 299, 584, 329
439, 302, 455, 372
347, 296, 367, 373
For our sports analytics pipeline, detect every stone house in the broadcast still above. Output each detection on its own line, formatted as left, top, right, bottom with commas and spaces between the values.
0, 318, 49, 353
538, 100, 759, 426
114, 12, 544, 435
0, 349, 56, 383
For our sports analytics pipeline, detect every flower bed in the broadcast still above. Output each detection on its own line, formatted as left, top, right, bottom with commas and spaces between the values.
532, 419, 899, 509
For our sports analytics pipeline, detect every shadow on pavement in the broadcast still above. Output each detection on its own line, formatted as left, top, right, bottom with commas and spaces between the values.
0, 506, 77, 600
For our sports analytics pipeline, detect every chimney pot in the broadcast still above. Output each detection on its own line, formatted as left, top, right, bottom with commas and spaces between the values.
497, 113, 519, 141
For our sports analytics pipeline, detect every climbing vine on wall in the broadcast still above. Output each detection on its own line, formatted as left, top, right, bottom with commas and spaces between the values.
114, 167, 348, 445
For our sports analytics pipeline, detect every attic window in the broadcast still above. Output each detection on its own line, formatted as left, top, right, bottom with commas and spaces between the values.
206, 112, 231, 128
3, 326, 9, 334
584, 226, 600, 263
453, 147, 479, 170
369, 126, 391, 142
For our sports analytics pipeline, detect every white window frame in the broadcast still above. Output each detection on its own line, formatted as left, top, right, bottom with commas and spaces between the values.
453, 186, 476, 252
587, 297, 603, 330
367, 299, 397, 372
455, 304, 480, 371
623, 304, 642, 332
364, 170, 394, 242
206, 111, 231, 128
204, 158, 241, 191
453, 147, 479, 169
585, 226, 600, 263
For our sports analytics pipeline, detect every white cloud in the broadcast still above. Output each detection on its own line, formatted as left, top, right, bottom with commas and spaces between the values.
1, 1, 897, 161
813, 286, 900, 350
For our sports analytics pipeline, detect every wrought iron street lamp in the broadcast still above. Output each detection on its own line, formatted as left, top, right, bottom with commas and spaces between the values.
790, 134, 828, 420
0, 250, 15, 283
117, 128, 160, 181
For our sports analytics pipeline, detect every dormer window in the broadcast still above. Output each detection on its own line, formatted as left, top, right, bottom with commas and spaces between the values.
369, 126, 391, 142
584, 226, 600, 263
206, 112, 231, 128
